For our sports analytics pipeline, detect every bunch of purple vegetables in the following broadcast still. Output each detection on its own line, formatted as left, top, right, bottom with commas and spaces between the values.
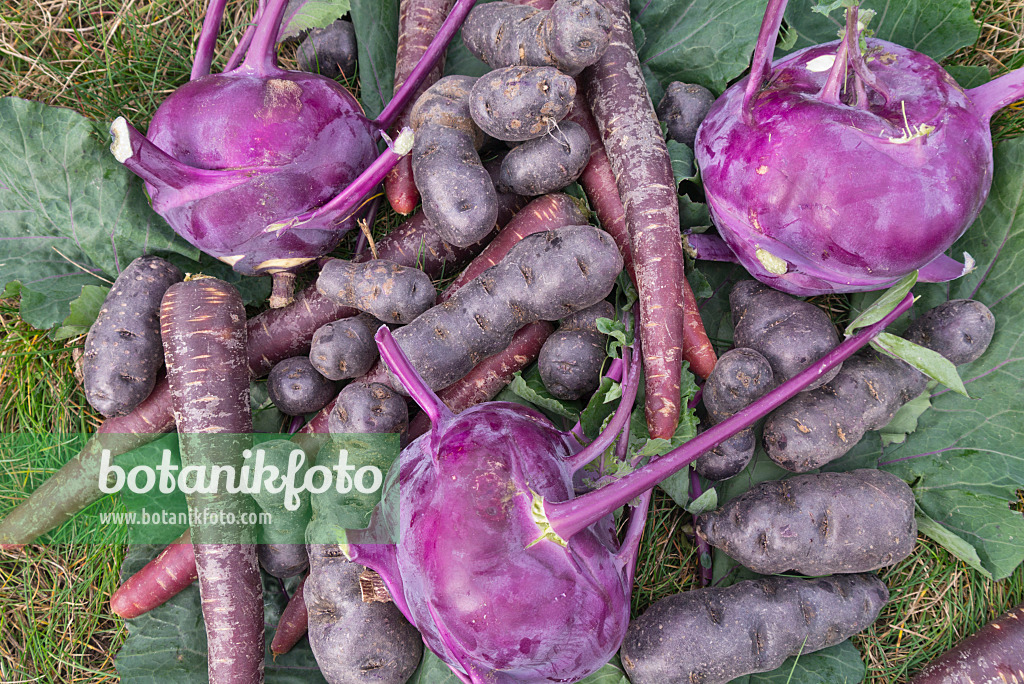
4, 0, 1024, 681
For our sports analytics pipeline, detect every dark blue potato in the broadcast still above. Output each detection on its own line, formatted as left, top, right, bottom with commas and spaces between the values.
498, 120, 591, 195
538, 300, 613, 400
657, 82, 716, 147
267, 356, 338, 416
310, 313, 380, 381
469, 66, 577, 142
621, 574, 890, 684
83, 255, 183, 417
327, 382, 408, 437
316, 259, 435, 325
297, 20, 357, 81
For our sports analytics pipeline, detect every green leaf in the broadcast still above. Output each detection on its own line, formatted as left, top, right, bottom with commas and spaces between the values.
680, 195, 712, 233
580, 376, 622, 440
115, 543, 327, 683
879, 386, 932, 446
279, 0, 351, 41
915, 510, 992, 579
508, 367, 582, 420
825, 136, 1024, 580
844, 270, 917, 335
50, 284, 109, 340
579, 655, 631, 683
408, 649, 464, 684
734, 639, 867, 683
946, 65, 990, 89
666, 140, 696, 184
631, 0, 771, 94
871, 332, 969, 397
782, 0, 979, 61
0, 97, 198, 329
685, 487, 718, 515
349, 0, 399, 120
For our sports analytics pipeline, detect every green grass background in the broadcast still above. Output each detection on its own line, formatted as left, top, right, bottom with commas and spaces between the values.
1, 0, 1023, 681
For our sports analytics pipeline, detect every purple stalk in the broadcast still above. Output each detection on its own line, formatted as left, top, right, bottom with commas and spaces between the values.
544, 292, 915, 541
969, 67, 1024, 122
819, 7, 855, 105
564, 345, 641, 473
241, 0, 289, 75
847, 12, 891, 105
373, 0, 481, 132
191, 0, 229, 81
741, 0, 789, 119
689, 467, 713, 586
374, 325, 453, 430
223, 0, 264, 72
568, 357, 625, 442
617, 490, 651, 587
266, 128, 414, 234
108, 117, 269, 200
685, 232, 739, 263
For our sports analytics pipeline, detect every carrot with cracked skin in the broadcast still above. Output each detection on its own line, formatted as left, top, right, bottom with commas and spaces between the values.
385, 0, 456, 214
0, 184, 526, 549
580, 0, 688, 439
161, 276, 263, 684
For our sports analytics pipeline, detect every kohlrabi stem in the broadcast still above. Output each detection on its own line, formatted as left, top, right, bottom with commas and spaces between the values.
565, 344, 641, 473
617, 490, 651, 586
223, 0, 264, 72
847, 10, 891, 106
819, 7, 856, 105
684, 233, 740, 263
242, 0, 289, 75
544, 292, 915, 542
689, 468, 713, 586
266, 128, 414, 234
374, 0, 481, 132
968, 66, 1024, 122
375, 325, 454, 428
191, 0, 229, 81
742, 0, 789, 120
109, 117, 262, 200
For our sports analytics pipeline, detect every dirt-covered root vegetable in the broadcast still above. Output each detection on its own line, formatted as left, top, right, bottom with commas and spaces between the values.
656, 82, 715, 147
388, 224, 623, 391
498, 121, 591, 195
328, 382, 409, 436
251, 439, 311, 578
904, 299, 996, 366
310, 314, 380, 381
462, 0, 612, 76
468, 66, 576, 141
160, 276, 263, 684
304, 546, 422, 684
83, 256, 183, 417
910, 601, 1024, 684
411, 75, 499, 247
296, 19, 357, 80
620, 573, 890, 684
538, 300, 613, 400
696, 469, 917, 575
764, 299, 995, 472
316, 258, 435, 325
693, 347, 773, 480
730, 280, 841, 391
267, 356, 339, 416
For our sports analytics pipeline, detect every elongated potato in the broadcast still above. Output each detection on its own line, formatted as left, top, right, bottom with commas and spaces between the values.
621, 573, 890, 684
696, 469, 917, 575
84, 255, 183, 417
